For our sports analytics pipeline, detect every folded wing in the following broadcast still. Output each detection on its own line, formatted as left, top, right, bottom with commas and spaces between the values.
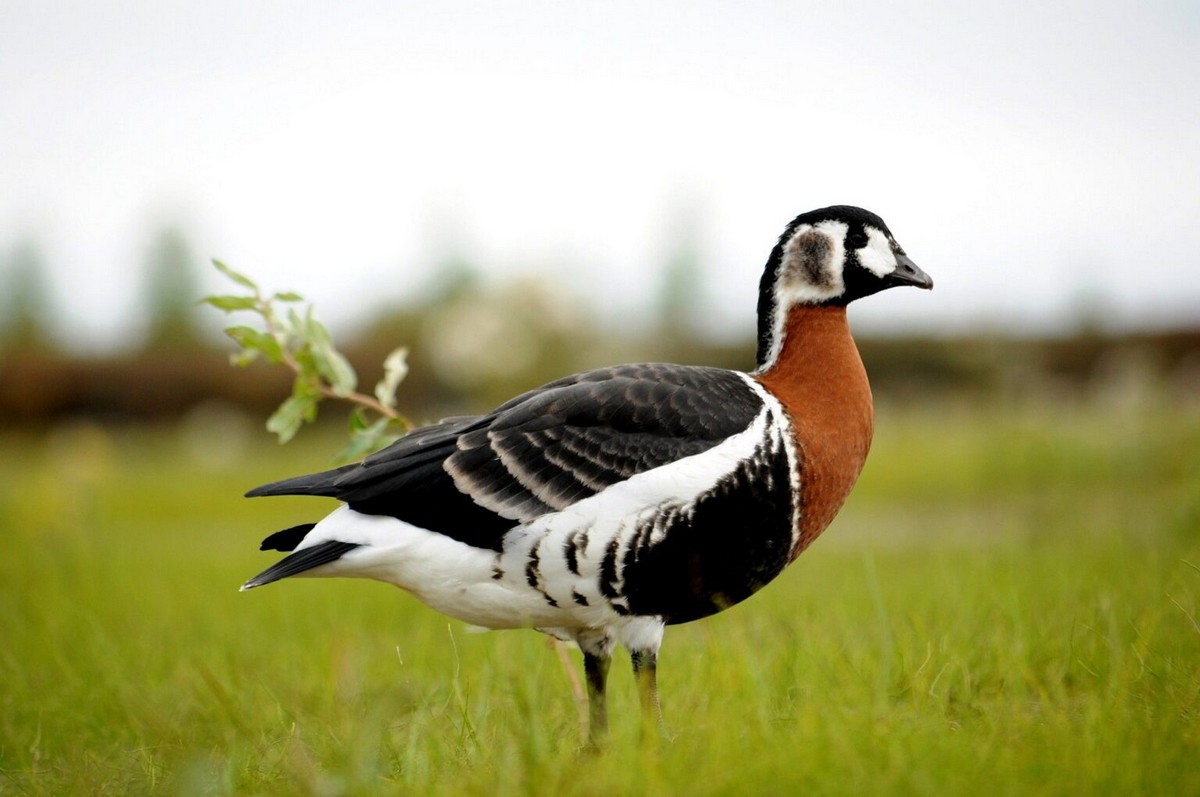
247, 364, 763, 550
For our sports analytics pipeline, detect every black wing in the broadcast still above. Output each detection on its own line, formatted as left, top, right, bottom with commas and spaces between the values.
247, 364, 763, 550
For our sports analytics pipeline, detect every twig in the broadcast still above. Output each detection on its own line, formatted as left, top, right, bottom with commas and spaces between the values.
257, 293, 406, 423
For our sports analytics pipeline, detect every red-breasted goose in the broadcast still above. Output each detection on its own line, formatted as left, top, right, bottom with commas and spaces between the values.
241, 204, 933, 743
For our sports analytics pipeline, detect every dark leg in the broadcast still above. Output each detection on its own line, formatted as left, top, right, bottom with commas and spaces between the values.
631, 649, 663, 736
583, 650, 611, 746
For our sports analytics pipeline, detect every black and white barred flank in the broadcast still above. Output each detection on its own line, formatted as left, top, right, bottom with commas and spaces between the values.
242, 363, 800, 650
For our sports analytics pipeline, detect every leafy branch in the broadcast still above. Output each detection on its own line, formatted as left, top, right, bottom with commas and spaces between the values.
202, 259, 411, 462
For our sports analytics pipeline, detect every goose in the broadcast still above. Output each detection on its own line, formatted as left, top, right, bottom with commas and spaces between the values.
241, 204, 933, 743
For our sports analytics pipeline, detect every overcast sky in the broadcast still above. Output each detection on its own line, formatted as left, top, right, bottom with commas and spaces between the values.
3, 1, 1198, 350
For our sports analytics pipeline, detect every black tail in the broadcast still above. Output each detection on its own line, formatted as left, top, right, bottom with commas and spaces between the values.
240, 540, 360, 591
245, 464, 357, 498
260, 523, 317, 552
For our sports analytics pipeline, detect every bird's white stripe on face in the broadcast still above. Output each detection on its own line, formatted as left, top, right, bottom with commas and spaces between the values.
856, 227, 899, 278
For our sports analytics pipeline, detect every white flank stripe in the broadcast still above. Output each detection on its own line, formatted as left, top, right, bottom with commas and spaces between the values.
738, 373, 802, 551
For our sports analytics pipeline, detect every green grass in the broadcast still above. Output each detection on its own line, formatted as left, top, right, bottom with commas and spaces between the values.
1, 397, 1198, 795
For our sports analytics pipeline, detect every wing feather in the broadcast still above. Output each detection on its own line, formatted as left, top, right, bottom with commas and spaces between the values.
246, 364, 763, 550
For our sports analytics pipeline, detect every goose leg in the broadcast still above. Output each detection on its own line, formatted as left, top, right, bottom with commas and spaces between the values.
583, 650, 611, 746
631, 649, 663, 736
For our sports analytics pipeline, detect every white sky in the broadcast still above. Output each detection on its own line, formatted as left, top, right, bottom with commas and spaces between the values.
2, 0, 1198, 350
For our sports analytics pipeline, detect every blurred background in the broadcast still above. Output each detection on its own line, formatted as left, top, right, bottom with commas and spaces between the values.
3, 4, 1200, 792
2, 0, 1199, 437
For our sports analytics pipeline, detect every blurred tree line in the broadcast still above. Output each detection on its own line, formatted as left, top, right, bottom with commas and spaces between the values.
1, 225, 1198, 429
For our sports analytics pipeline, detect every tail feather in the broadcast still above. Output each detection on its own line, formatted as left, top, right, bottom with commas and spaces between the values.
245, 464, 356, 498
240, 540, 360, 591
259, 523, 317, 552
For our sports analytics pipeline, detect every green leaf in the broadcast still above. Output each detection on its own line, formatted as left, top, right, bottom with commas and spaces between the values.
334, 416, 405, 464
286, 307, 305, 340
313, 344, 358, 397
266, 392, 318, 444
304, 309, 333, 346
225, 325, 285, 364
272, 291, 304, 302
230, 349, 259, 367
375, 347, 409, 409
335, 418, 387, 463
224, 325, 264, 348
211, 259, 258, 290
292, 347, 318, 382
266, 378, 321, 443
201, 295, 259, 312
259, 335, 285, 364
302, 313, 357, 396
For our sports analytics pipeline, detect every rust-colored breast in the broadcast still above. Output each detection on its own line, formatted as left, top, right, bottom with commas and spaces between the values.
754, 306, 874, 558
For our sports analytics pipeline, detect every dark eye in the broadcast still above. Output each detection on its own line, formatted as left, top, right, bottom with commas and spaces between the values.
846, 230, 868, 249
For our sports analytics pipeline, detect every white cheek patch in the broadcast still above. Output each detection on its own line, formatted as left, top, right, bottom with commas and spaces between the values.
758, 220, 847, 371
775, 220, 846, 306
856, 227, 898, 278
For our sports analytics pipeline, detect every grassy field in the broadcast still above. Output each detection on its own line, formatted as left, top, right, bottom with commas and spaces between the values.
1, 395, 1198, 795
